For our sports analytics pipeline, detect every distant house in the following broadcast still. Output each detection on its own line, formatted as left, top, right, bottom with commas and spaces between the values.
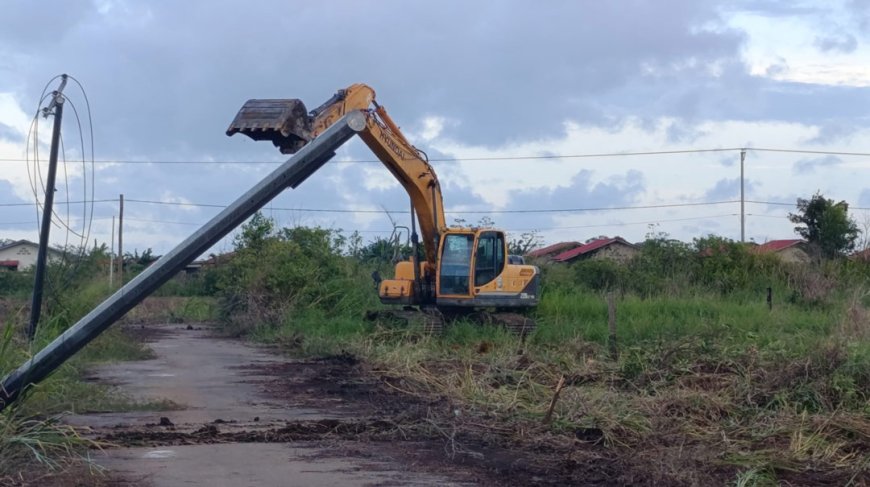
183, 252, 236, 274
526, 241, 581, 260
753, 239, 812, 263
0, 240, 63, 271
851, 248, 870, 263
552, 237, 639, 263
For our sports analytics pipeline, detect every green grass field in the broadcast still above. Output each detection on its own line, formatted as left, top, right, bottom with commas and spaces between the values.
1, 224, 867, 484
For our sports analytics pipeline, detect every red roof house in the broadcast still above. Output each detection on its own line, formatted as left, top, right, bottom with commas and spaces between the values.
753, 239, 812, 263
850, 248, 870, 262
552, 237, 639, 263
526, 241, 581, 259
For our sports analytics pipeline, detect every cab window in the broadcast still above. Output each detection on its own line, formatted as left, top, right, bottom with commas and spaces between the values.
439, 234, 474, 295
474, 232, 505, 286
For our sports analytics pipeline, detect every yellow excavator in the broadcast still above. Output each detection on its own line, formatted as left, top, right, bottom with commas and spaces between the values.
226, 84, 539, 333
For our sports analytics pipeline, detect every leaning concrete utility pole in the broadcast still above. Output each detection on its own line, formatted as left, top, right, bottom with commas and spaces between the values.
27, 74, 68, 341
0, 111, 366, 411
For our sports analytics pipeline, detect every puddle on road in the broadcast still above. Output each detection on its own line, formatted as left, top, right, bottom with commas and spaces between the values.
142, 449, 176, 459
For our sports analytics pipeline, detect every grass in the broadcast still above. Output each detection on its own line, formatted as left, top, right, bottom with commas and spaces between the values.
0, 291, 206, 481
241, 284, 869, 485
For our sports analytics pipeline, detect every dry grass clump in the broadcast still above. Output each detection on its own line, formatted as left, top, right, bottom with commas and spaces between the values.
121, 296, 216, 326
343, 322, 870, 485
0, 412, 101, 480
840, 287, 870, 340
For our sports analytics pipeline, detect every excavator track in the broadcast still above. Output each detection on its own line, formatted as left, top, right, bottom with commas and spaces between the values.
467, 311, 536, 337
366, 308, 533, 336
365, 308, 445, 335
489, 312, 536, 336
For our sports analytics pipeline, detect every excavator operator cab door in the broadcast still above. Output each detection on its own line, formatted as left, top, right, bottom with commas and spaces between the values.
437, 233, 475, 298
436, 230, 506, 301
472, 231, 506, 288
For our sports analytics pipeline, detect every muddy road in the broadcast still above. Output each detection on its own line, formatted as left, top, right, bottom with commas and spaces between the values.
68, 324, 565, 486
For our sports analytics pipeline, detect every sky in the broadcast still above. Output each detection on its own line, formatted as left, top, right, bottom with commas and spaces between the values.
1, 0, 869, 258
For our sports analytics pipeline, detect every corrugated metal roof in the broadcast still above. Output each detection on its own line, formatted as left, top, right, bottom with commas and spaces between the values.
0, 239, 63, 254
527, 241, 580, 258
552, 237, 635, 262
0, 239, 38, 252
755, 239, 804, 252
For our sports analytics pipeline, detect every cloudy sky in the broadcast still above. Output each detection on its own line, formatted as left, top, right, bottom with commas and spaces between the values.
1, 0, 869, 257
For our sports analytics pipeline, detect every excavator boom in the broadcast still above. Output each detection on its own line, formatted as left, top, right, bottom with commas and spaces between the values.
227, 84, 446, 265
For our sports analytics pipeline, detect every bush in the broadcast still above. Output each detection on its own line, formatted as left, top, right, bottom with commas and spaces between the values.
213, 218, 377, 335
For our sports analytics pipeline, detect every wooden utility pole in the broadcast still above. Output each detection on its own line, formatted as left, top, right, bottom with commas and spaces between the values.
118, 194, 124, 284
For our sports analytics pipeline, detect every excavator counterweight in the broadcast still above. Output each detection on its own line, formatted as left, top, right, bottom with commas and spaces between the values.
226, 98, 312, 154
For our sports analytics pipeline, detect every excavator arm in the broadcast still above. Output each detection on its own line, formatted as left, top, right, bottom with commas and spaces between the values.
227, 84, 446, 266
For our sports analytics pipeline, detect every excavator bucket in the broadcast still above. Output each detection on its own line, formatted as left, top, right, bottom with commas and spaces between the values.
226, 99, 312, 154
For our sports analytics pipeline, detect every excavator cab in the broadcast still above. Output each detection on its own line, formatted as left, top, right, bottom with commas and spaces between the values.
432, 229, 538, 308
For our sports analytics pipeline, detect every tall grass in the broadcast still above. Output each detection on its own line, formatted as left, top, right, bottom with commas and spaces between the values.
215, 226, 870, 484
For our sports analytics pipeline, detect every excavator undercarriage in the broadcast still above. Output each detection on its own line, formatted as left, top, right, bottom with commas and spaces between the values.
365, 307, 535, 336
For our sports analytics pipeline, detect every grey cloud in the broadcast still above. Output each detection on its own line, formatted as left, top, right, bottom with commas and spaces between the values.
502, 169, 646, 233
3, 1, 868, 252
0, 0, 92, 46
765, 58, 788, 77
814, 33, 858, 53
792, 155, 842, 174
0, 180, 38, 236
859, 188, 870, 207
848, 0, 870, 33
0, 0, 749, 154
704, 177, 757, 200
0, 122, 22, 143
724, 2, 824, 17
808, 122, 859, 144
665, 120, 706, 144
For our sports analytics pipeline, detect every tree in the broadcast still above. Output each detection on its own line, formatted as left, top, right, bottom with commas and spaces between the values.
508, 229, 542, 256
234, 212, 275, 251
788, 192, 859, 258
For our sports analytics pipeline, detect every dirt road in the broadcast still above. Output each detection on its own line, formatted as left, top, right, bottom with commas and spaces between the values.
67, 324, 483, 486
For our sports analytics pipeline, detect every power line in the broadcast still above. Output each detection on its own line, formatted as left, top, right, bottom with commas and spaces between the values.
2, 146, 869, 165
122, 198, 740, 214
13, 212, 736, 233
2, 198, 868, 214
0, 199, 116, 207
508, 213, 738, 232
750, 148, 870, 157
746, 200, 870, 210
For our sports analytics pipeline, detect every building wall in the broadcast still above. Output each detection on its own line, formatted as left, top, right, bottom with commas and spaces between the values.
0, 243, 61, 270
588, 243, 639, 263
777, 246, 811, 264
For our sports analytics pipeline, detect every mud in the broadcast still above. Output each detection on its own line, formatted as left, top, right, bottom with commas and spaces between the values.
70, 324, 588, 486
